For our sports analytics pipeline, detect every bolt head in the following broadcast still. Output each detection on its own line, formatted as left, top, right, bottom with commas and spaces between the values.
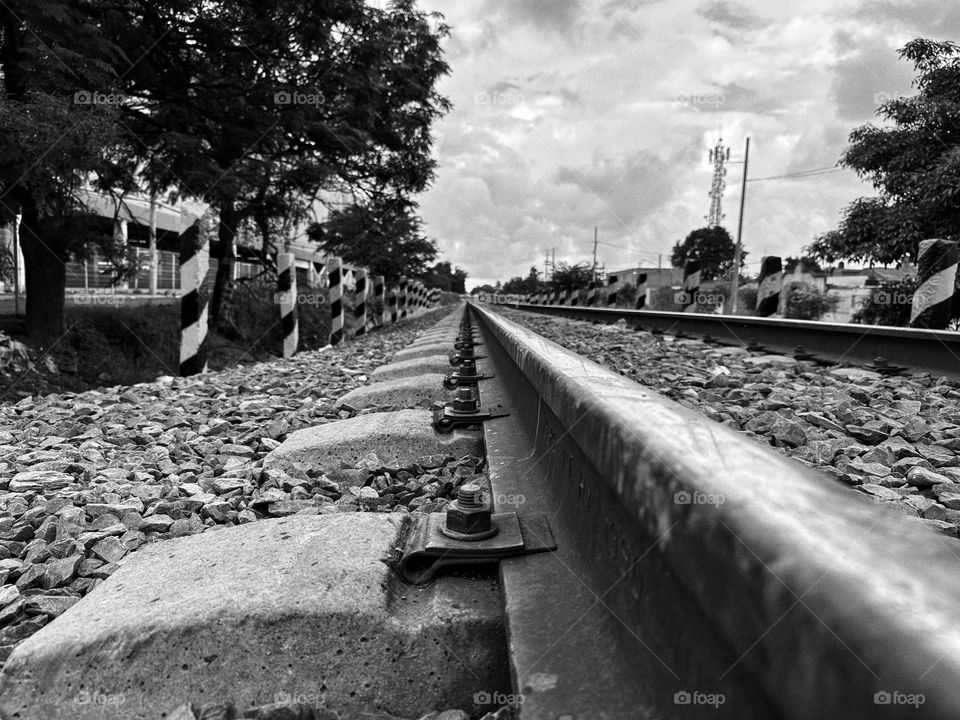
446, 491, 492, 535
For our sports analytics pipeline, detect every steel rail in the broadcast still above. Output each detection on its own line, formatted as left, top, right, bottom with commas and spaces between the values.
499, 302, 960, 379
469, 300, 960, 720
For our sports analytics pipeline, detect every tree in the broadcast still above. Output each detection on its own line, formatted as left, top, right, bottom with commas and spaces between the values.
670, 226, 745, 281
308, 197, 437, 280
0, 1, 126, 347
784, 256, 823, 274
809, 39, 960, 266
424, 261, 467, 293
783, 283, 840, 320
549, 261, 593, 290
501, 267, 541, 295
851, 277, 918, 326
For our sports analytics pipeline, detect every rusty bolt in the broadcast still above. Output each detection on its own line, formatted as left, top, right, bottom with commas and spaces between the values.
445, 482, 492, 536
452, 387, 479, 412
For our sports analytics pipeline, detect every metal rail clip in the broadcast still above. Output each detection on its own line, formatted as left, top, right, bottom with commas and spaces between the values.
393, 512, 556, 585
449, 352, 487, 366
432, 403, 509, 433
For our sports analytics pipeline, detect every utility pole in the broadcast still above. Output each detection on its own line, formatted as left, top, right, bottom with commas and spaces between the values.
591, 227, 598, 282
729, 136, 750, 314
148, 193, 158, 295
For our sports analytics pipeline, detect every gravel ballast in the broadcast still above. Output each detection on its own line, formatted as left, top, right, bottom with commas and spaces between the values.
0, 307, 493, 667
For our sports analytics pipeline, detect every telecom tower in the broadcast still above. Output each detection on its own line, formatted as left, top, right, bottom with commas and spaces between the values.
706, 136, 730, 228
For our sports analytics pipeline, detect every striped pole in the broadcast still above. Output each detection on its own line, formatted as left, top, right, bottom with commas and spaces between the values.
374, 275, 385, 327
389, 286, 398, 323
354, 268, 368, 337
277, 252, 298, 358
399, 276, 408, 319
586, 281, 597, 306
179, 218, 208, 376
329, 256, 344, 345
570, 286, 580, 306
635, 273, 648, 309
911, 239, 957, 329
606, 273, 619, 307
755, 256, 783, 317
681, 260, 701, 313
559, 288, 569, 306
430, 288, 441, 306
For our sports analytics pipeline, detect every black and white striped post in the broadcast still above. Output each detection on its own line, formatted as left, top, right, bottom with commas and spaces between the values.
179, 217, 209, 376
570, 286, 580, 306
329, 256, 344, 345
354, 268, 368, 337
374, 275, 385, 328
635, 273, 648, 309
277, 252, 298, 358
606, 273, 619, 307
388, 285, 398, 324
559, 288, 569, 306
399, 276, 408, 319
681, 260, 701, 313
755, 256, 783, 317
586, 281, 597, 307
429, 288, 440, 306
910, 239, 958, 329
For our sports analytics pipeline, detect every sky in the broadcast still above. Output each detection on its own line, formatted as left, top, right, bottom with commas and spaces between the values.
411, 0, 960, 290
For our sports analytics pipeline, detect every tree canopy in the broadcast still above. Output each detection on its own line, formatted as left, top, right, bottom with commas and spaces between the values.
808, 39, 960, 265
670, 226, 745, 281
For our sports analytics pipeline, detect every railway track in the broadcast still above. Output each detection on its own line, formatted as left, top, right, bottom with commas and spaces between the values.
3, 301, 960, 719
461, 300, 960, 719
496, 300, 960, 379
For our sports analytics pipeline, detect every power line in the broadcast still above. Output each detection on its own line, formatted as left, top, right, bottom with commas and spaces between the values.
747, 166, 845, 183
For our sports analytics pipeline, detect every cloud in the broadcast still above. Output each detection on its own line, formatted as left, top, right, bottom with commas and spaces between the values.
697, 1, 770, 30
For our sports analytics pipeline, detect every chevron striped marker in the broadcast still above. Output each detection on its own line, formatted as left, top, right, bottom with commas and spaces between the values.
570, 286, 580, 306
388, 286, 398, 323
911, 239, 957, 329
428, 288, 440, 306
681, 260, 701, 313
179, 218, 209, 376
277, 252, 298, 358
586, 281, 597, 306
329, 256, 344, 345
607, 274, 619, 307
354, 268, 368, 337
755, 256, 783, 317
374, 275, 385, 327
399, 276, 408, 319
635, 273, 648, 309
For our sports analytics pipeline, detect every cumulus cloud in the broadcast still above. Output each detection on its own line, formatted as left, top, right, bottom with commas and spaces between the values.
416, 0, 932, 286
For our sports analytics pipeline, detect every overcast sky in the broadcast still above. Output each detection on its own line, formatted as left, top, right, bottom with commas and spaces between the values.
411, 0, 959, 289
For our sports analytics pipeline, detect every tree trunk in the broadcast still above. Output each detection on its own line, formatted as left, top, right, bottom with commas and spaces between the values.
19, 200, 66, 350
209, 202, 237, 331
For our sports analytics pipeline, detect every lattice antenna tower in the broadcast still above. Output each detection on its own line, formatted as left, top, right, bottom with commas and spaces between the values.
706, 135, 730, 228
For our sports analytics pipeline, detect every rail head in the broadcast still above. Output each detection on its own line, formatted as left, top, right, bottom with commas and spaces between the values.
472, 301, 960, 718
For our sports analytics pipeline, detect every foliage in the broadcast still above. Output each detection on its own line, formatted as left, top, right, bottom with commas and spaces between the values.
549, 262, 593, 290
737, 287, 758, 315
670, 226, 746, 281
783, 282, 840, 320
851, 277, 918, 326
308, 197, 438, 280
784, 256, 822, 274
501, 267, 542, 295
809, 39, 960, 265
423, 261, 467, 293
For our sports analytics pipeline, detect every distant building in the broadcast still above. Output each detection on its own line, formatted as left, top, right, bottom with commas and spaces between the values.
607, 266, 684, 289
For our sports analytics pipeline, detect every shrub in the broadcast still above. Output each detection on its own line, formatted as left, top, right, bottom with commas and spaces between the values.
784, 282, 840, 320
